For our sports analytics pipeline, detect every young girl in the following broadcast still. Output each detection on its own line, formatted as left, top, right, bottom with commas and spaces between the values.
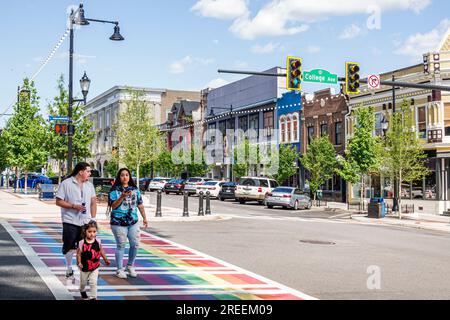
77, 220, 110, 300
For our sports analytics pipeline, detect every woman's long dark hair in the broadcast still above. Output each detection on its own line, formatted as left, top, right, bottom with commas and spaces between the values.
112, 168, 137, 189
69, 162, 91, 178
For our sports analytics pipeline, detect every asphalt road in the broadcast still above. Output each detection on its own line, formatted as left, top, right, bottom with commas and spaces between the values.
0, 224, 55, 300
145, 192, 450, 300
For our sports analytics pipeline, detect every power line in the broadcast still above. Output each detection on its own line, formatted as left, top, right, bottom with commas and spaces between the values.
0, 28, 70, 120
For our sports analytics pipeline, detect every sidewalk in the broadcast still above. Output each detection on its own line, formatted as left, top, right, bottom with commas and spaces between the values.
0, 189, 231, 222
325, 201, 450, 233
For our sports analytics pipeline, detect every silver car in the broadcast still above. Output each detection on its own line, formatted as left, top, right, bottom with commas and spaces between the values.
265, 187, 312, 210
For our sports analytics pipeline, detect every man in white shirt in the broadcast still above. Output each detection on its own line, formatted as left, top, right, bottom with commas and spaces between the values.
56, 162, 97, 279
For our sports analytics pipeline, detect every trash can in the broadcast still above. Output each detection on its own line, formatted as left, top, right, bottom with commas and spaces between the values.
368, 197, 386, 218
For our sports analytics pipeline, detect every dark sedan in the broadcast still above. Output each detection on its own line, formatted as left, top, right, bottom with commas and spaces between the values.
163, 179, 186, 195
218, 182, 238, 201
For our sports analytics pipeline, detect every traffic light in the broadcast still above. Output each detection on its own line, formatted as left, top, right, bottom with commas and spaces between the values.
287, 56, 302, 91
55, 124, 68, 136
345, 62, 360, 95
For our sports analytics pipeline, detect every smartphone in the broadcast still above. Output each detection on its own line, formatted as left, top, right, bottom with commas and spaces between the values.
81, 202, 87, 214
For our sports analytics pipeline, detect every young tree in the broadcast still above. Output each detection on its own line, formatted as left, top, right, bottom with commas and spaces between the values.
2, 78, 48, 193
114, 89, 164, 184
273, 144, 299, 185
381, 100, 429, 219
233, 139, 250, 179
337, 106, 382, 208
301, 137, 338, 199
154, 149, 183, 177
45, 75, 94, 183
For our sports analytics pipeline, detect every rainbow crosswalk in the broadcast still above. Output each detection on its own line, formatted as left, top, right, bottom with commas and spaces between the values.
1, 219, 315, 300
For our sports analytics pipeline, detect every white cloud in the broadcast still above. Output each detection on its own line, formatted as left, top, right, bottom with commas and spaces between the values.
234, 60, 249, 68
306, 45, 321, 54
339, 24, 363, 39
251, 42, 284, 54
192, 0, 431, 40
213, 39, 219, 44
191, 0, 249, 20
169, 55, 214, 74
205, 78, 230, 89
394, 19, 450, 59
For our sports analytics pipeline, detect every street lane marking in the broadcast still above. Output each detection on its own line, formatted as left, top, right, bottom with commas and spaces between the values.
4, 219, 316, 300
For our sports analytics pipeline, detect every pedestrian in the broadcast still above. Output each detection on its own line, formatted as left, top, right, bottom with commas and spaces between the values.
108, 168, 148, 279
77, 220, 110, 300
56, 162, 97, 279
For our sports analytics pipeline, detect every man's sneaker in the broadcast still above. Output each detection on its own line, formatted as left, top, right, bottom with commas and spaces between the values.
65, 269, 74, 279
80, 292, 88, 300
116, 269, 127, 279
125, 266, 137, 278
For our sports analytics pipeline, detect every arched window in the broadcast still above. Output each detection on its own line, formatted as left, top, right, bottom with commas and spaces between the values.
287, 115, 292, 143
293, 113, 299, 142
280, 116, 286, 143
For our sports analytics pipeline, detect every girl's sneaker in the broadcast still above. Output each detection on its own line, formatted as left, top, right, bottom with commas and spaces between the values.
126, 266, 137, 278
116, 269, 127, 279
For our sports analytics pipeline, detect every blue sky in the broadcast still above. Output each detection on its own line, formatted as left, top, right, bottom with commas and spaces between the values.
1, 0, 450, 126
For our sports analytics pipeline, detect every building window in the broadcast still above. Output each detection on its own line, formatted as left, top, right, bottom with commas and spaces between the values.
293, 114, 299, 142
287, 116, 292, 143
308, 126, 315, 145
280, 116, 286, 143
264, 111, 274, 137
375, 113, 382, 137
335, 122, 342, 145
320, 124, 328, 137
418, 106, 426, 139
239, 116, 248, 132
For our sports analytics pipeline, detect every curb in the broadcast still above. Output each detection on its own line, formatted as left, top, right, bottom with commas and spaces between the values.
350, 215, 450, 233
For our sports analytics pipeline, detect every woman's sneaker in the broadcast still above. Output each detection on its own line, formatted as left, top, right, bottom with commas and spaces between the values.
80, 292, 88, 300
125, 266, 137, 278
65, 269, 74, 279
116, 269, 127, 279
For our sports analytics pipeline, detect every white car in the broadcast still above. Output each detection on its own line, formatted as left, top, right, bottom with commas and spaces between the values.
148, 178, 171, 192
235, 177, 279, 204
184, 177, 212, 195
195, 181, 224, 198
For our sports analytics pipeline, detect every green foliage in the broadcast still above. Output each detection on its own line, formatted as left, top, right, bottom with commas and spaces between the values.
114, 89, 165, 183
301, 137, 338, 196
154, 149, 182, 177
233, 139, 250, 179
104, 157, 119, 177
0, 132, 8, 172
2, 79, 48, 176
273, 144, 299, 184
337, 106, 382, 184
381, 100, 429, 215
186, 146, 212, 177
44, 75, 94, 176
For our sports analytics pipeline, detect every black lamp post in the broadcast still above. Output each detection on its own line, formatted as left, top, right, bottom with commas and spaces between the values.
67, 3, 124, 174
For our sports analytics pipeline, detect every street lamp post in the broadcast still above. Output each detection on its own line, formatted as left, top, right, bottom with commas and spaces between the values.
67, 3, 124, 174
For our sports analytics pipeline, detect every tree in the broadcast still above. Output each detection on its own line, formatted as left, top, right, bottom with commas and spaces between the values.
45, 75, 94, 183
381, 100, 429, 219
2, 78, 48, 193
114, 89, 164, 184
337, 106, 382, 208
273, 144, 299, 185
301, 137, 338, 199
0, 132, 8, 173
233, 139, 250, 179
187, 146, 213, 177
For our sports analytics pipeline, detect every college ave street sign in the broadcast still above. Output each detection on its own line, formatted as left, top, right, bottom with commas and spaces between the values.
303, 69, 338, 85
49, 116, 69, 122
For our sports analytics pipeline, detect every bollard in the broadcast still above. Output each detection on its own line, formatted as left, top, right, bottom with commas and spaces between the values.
205, 191, 211, 215
198, 191, 204, 216
155, 190, 162, 217
183, 191, 189, 217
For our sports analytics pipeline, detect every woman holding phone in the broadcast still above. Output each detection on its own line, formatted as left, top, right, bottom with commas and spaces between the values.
108, 168, 148, 279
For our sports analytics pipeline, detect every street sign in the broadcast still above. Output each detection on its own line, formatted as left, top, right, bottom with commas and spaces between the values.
303, 69, 338, 85
368, 74, 381, 90
49, 116, 69, 122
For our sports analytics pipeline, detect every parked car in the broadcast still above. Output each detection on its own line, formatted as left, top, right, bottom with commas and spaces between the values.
139, 178, 153, 192
265, 187, 312, 210
218, 182, 238, 201
18, 174, 52, 189
195, 181, 225, 198
235, 177, 279, 204
163, 179, 186, 195
184, 177, 212, 195
148, 177, 171, 192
